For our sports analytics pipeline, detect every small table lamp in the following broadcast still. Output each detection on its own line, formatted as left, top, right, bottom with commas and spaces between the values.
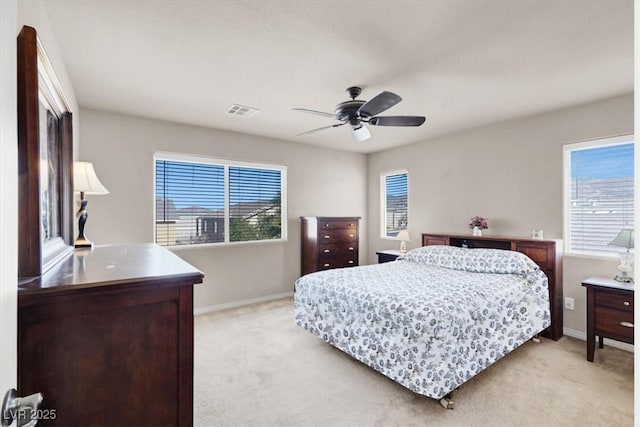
608, 228, 634, 283
74, 161, 109, 248
397, 229, 411, 254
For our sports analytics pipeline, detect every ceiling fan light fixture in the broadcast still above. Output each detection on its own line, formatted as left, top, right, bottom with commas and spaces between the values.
351, 124, 371, 142
294, 86, 424, 142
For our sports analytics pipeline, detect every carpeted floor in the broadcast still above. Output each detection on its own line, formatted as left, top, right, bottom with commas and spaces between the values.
194, 298, 634, 426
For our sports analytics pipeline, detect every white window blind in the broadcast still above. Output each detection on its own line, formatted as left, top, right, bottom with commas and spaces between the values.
565, 138, 634, 255
381, 171, 408, 237
155, 154, 286, 247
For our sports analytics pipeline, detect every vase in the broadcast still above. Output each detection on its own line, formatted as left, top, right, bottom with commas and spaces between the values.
472, 226, 482, 236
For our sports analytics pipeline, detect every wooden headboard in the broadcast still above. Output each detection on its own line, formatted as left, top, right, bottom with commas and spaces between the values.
422, 233, 563, 341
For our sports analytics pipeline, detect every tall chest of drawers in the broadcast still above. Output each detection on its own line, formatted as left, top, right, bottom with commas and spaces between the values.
300, 216, 360, 276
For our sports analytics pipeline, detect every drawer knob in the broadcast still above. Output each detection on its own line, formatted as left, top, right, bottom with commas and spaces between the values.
323, 263, 330, 267
324, 235, 331, 239
624, 301, 630, 306
348, 260, 354, 264
348, 247, 354, 251
323, 249, 330, 253
620, 321, 634, 328
349, 234, 354, 238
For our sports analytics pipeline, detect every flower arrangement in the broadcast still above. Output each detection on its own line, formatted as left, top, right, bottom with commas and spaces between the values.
468, 216, 489, 230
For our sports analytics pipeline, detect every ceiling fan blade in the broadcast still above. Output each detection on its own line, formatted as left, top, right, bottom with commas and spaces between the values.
368, 116, 426, 127
292, 108, 335, 119
297, 121, 346, 136
357, 91, 402, 117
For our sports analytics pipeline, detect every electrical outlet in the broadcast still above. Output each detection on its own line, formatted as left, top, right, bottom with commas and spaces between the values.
564, 297, 575, 311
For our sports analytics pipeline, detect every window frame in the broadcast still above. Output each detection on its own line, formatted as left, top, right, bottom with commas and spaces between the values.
380, 169, 409, 239
154, 152, 287, 248
562, 134, 635, 258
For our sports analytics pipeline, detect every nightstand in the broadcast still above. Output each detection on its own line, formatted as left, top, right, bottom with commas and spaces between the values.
582, 276, 634, 362
376, 249, 402, 264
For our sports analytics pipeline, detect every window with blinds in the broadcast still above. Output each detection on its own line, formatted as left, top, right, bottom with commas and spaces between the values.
381, 171, 408, 238
229, 166, 282, 242
155, 154, 286, 247
564, 136, 634, 256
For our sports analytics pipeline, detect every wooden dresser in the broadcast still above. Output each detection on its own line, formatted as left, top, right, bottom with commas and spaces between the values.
300, 216, 360, 276
582, 277, 634, 362
17, 243, 203, 426
422, 233, 563, 341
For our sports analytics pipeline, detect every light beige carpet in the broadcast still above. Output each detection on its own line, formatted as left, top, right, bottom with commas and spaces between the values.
194, 298, 634, 426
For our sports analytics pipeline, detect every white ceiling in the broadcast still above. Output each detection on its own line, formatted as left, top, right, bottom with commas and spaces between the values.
42, 0, 633, 154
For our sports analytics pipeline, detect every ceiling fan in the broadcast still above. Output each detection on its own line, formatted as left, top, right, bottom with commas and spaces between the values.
294, 86, 426, 142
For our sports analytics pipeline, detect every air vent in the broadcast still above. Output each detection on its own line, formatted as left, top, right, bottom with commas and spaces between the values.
226, 104, 260, 118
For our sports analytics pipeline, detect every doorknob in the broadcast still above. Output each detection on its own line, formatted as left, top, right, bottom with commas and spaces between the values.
2, 388, 43, 427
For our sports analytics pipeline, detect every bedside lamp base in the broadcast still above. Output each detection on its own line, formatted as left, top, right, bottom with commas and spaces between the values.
74, 238, 93, 249
614, 273, 634, 284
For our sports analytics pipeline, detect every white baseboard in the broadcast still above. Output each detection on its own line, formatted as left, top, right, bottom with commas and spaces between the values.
194, 291, 294, 316
563, 327, 634, 353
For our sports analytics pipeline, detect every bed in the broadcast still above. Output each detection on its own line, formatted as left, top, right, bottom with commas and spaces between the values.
294, 245, 551, 407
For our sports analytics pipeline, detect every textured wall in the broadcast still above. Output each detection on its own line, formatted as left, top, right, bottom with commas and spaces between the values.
3, 0, 81, 391
18, 0, 80, 156
367, 94, 634, 335
79, 109, 368, 311
1, 0, 18, 394
79, 93, 633, 334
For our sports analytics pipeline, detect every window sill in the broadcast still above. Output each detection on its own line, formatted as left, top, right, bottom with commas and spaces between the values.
563, 252, 620, 262
164, 238, 288, 251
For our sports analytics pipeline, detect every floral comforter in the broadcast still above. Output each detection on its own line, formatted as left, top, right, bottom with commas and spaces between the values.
294, 246, 551, 399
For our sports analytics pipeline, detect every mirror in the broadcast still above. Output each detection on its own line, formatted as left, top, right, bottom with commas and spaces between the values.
17, 25, 74, 279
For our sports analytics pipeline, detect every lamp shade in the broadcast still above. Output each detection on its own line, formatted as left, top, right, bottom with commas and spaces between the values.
397, 230, 411, 242
608, 229, 634, 249
74, 161, 109, 195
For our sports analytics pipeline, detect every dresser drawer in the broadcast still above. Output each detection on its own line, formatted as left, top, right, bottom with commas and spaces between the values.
318, 256, 358, 270
319, 243, 357, 258
318, 220, 358, 230
595, 291, 634, 313
595, 306, 634, 341
318, 229, 357, 243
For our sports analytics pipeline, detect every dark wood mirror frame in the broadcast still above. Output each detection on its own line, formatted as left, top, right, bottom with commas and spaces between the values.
17, 25, 74, 280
